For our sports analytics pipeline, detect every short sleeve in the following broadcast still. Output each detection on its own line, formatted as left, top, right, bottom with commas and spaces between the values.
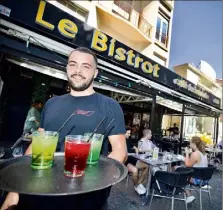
106, 100, 125, 137
138, 140, 144, 150
40, 97, 58, 128
28, 108, 37, 121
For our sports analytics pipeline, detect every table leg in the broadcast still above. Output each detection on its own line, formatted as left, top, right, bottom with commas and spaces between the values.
167, 163, 172, 172
142, 165, 153, 205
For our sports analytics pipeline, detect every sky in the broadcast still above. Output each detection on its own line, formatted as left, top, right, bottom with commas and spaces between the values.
169, 1, 222, 79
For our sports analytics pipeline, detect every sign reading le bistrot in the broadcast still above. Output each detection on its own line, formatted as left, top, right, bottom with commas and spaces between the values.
0, 0, 221, 109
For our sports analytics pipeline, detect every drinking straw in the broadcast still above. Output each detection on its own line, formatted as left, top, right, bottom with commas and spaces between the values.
87, 116, 106, 142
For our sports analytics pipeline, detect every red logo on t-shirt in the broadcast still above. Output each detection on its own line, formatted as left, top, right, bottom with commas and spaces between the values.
74, 109, 95, 117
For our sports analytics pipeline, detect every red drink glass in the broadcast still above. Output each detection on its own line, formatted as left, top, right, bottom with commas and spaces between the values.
64, 135, 91, 177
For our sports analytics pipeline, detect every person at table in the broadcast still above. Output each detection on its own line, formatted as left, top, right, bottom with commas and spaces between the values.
168, 123, 179, 135
170, 131, 179, 140
137, 129, 156, 153
23, 99, 43, 134
172, 123, 179, 135
215, 137, 222, 164
181, 136, 208, 204
1, 47, 127, 210
125, 126, 148, 195
135, 129, 159, 191
217, 138, 223, 149
137, 129, 168, 175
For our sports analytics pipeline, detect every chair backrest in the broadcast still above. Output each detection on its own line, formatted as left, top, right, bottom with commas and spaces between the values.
155, 168, 193, 188
175, 168, 194, 188
190, 165, 215, 181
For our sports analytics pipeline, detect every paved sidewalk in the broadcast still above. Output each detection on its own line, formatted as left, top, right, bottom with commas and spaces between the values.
108, 170, 222, 210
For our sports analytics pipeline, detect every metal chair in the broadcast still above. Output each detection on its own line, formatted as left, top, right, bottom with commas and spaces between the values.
183, 165, 215, 210
148, 168, 193, 210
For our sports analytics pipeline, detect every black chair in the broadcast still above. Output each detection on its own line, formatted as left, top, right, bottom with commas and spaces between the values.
148, 168, 193, 210
184, 165, 215, 210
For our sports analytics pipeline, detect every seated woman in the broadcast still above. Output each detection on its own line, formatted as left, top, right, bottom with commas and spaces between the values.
125, 127, 148, 195
182, 136, 208, 204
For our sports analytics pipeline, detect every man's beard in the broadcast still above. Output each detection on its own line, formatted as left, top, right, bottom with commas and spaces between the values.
67, 75, 94, 92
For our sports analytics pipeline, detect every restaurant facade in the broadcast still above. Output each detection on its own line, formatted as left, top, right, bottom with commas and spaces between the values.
0, 0, 222, 148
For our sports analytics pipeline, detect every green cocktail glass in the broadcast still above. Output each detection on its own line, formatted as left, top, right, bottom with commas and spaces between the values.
84, 133, 104, 165
31, 131, 59, 169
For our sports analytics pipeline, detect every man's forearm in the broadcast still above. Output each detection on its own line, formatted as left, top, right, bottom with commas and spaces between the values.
108, 150, 127, 163
0, 192, 19, 210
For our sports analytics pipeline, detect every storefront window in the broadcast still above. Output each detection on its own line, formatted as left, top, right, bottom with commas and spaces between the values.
184, 116, 196, 138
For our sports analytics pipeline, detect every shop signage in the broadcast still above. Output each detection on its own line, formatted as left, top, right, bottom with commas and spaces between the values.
0, 0, 221, 109
90, 30, 160, 78
35, 1, 160, 78
173, 79, 209, 100
35, 1, 78, 39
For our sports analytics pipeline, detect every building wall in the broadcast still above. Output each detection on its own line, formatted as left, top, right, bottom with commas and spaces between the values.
174, 65, 189, 80
216, 80, 223, 142
174, 64, 201, 86
173, 63, 219, 94
187, 70, 199, 85
49, 0, 174, 68
173, 63, 222, 140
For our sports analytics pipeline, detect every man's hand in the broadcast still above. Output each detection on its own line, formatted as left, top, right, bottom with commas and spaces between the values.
133, 146, 139, 154
38, 128, 45, 132
0, 192, 19, 210
25, 128, 45, 155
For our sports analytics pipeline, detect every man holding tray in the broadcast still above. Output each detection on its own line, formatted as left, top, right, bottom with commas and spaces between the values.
1, 47, 127, 210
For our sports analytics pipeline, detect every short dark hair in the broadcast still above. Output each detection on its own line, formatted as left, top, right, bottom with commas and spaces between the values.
33, 99, 43, 105
68, 47, 98, 66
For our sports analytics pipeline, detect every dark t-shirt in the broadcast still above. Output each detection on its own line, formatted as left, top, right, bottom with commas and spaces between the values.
126, 139, 134, 153
172, 126, 179, 134
40, 93, 126, 155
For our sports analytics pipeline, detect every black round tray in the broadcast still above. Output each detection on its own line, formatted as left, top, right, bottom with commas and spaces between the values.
0, 154, 127, 196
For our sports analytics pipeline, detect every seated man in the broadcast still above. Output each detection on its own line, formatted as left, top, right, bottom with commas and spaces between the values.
137, 129, 167, 175
137, 129, 156, 153
125, 127, 148, 195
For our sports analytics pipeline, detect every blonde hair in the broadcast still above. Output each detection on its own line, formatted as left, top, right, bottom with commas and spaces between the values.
191, 136, 206, 154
